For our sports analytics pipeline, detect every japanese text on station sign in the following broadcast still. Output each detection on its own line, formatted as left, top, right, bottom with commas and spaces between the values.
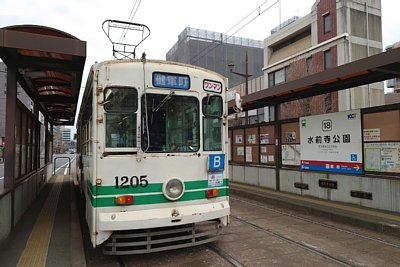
300, 110, 363, 174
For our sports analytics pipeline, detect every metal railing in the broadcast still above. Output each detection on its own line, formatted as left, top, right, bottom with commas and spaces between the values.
53, 156, 71, 175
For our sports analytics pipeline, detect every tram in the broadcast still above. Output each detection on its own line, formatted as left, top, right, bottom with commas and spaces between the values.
76, 20, 240, 255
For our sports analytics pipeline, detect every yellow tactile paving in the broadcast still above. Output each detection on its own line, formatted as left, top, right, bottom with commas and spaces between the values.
17, 175, 63, 267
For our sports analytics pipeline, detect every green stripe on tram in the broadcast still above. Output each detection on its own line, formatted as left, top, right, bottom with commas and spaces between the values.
95, 183, 163, 195
90, 188, 229, 208
86, 179, 229, 208
88, 179, 229, 196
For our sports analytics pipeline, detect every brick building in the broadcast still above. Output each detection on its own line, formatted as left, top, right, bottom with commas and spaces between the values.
230, 0, 384, 122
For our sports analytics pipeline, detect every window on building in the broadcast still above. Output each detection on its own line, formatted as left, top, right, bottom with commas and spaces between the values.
306, 57, 312, 74
268, 73, 274, 88
324, 50, 332, 70
268, 66, 289, 87
323, 13, 331, 33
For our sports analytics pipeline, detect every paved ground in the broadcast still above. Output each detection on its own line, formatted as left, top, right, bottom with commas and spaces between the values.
84, 193, 400, 266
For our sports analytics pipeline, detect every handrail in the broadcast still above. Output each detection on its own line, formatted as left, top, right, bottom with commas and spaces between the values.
53, 156, 71, 175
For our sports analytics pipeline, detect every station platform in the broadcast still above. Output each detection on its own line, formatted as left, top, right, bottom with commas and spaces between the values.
230, 181, 400, 237
0, 174, 86, 267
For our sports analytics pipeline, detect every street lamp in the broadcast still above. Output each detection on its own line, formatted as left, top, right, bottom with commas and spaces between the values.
228, 51, 252, 124
228, 52, 252, 96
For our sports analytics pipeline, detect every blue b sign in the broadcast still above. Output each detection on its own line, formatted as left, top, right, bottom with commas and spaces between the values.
208, 154, 225, 171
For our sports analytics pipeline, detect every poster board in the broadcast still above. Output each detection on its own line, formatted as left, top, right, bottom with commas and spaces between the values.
282, 144, 301, 166
363, 110, 400, 173
281, 122, 300, 144
245, 127, 259, 163
363, 110, 400, 141
364, 142, 400, 173
232, 129, 244, 162
245, 127, 258, 145
260, 145, 275, 164
260, 125, 275, 144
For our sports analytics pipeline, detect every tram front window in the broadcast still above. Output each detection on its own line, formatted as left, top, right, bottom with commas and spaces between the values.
142, 93, 199, 152
104, 87, 137, 148
202, 95, 222, 151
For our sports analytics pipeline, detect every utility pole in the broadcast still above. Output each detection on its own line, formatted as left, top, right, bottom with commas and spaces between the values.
228, 51, 252, 124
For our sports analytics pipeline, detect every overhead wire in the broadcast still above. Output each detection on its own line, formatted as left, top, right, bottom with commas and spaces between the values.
116, 0, 142, 50
191, 0, 278, 64
190, 0, 279, 65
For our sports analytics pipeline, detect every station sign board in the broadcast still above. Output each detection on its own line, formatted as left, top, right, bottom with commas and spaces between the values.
300, 110, 363, 174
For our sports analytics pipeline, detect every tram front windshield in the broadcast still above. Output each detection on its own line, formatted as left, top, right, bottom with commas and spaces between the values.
142, 93, 200, 152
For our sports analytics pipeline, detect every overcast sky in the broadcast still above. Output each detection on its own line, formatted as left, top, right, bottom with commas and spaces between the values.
2, 0, 399, 68
1, 0, 399, 129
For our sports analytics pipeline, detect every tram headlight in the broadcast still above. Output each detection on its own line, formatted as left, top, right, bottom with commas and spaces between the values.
163, 177, 185, 201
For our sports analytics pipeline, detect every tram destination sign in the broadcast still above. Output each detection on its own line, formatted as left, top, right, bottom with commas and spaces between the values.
300, 110, 363, 174
152, 72, 190, 90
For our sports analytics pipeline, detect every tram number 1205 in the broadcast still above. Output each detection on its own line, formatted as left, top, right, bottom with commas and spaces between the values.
115, 175, 149, 188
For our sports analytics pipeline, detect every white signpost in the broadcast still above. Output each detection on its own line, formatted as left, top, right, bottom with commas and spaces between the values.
300, 110, 363, 174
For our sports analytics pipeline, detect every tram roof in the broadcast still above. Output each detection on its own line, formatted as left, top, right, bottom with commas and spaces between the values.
229, 47, 400, 113
0, 25, 86, 125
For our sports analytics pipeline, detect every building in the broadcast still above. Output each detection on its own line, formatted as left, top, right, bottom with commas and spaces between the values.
53, 126, 73, 153
166, 27, 264, 88
226, 0, 400, 215
61, 127, 71, 142
268, 0, 383, 118
385, 41, 400, 105
385, 92, 400, 105
53, 126, 61, 154
229, 0, 384, 122
385, 42, 400, 93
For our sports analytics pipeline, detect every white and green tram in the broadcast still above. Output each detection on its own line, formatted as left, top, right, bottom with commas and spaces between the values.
76, 58, 232, 254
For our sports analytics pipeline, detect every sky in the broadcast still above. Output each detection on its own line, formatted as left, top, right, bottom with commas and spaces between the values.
1, 0, 400, 130
2, 0, 399, 70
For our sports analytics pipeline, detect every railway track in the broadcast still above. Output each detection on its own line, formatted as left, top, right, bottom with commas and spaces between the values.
87, 194, 400, 266
115, 245, 245, 267
231, 195, 400, 249
230, 215, 354, 267
206, 243, 245, 267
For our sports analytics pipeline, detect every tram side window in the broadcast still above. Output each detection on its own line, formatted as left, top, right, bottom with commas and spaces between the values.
202, 95, 222, 151
104, 87, 138, 148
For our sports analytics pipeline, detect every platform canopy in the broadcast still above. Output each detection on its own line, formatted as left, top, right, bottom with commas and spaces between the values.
0, 25, 86, 125
229, 47, 400, 113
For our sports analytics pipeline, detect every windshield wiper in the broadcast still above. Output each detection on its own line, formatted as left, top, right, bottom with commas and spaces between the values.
152, 91, 175, 112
